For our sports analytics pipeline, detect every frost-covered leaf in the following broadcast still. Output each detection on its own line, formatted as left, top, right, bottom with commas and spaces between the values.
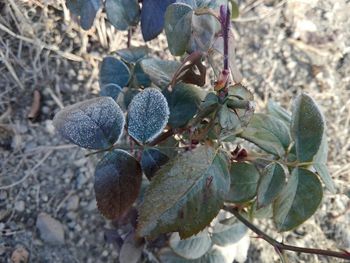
267, 100, 291, 126
257, 163, 286, 208
105, 0, 140, 30
165, 3, 193, 56
218, 104, 241, 131
53, 97, 125, 149
141, 0, 176, 41
169, 230, 212, 259
226, 162, 259, 203
100, 83, 122, 100
141, 148, 169, 180
116, 46, 150, 63
94, 150, 142, 219
239, 114, 291, 157
100, 57, 130, 87
291, 93, 324, 162
163, 83, 203, 128
273, 168, 323, 231
140, 58, 180, 88
313, 134, 335, 193
127, 88, 170, 144
159, 246, 227, 263
137, 145, 230, 239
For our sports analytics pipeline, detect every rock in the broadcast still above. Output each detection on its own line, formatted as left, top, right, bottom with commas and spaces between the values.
14, 200, 25, 212
66, 195, 79, 211
11, 245, 29, 263
36, 213, 65, 245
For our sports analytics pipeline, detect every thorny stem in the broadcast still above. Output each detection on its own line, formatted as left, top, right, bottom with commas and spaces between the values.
149, 129, 175, 147
220, 5, 230, 72
127, 28, 132, 48
224, 206, 350, 261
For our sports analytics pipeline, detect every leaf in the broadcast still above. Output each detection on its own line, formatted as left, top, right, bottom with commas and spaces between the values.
257, 163, 286, 208
94, 150, 142, 219
273, 168, 323, 231
53, 97, 125, 149
229, 0, 239, 19
267, 100, 291, 126
127, 88, 170, 144
313, 134, 336, 193
133, 62, 152, 87
119, 231, 144, 263
291, 93, 325, 162
100, 83, 123, 100
141, 148, 169, 180
163, 83, 204, 128
218, 104, 241, 131
141, 0, 176, 41
239, 113, 291, 157
137, 145, 230, 239
116, 46, 150, 63
164, 3, 193, 56
140, 58, 181, 88
66, 0, 82, 16
225, 162, 260, 203
159, 246, 228, 263
171, 51, 207, 87
169, 230, 212, 259
105, 0, 140, 30
187, 13, 220, 54
100, 57, 130, 87
211, 217, 247, 247
80, 0, 101, 30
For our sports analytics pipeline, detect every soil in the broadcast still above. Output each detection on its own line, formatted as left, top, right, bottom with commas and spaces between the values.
0, 0, 349, 262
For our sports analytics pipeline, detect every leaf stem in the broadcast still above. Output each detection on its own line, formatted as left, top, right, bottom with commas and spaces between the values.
224, 206, 350, 260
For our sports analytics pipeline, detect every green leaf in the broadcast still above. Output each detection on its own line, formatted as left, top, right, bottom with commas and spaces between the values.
80, 0, 101, 30
239, 113, 291, 157
267, 100, 291, 127
225, 162, 260, 203
313, 134, 335, 193
99, 83, 122, 100
187, 13, 219, 53
53, 97, 125, 149
127, 88, 170, 144
105, 0, 140, 30
132, 62, 152, 87
137, 145, 230, 239
164, 3, 193, 56
141, 148, 169, 180
159, 247, 227, 263
140, 58, 180, 88
211, 217, 247, 246
273, 168, 323, 231
257, 163, 286, 208
218, 104, 241, 131
229, 0, 239, 19
100, 57, 130, 87
94, 150, 142, 219
291, 93, 325, 162
163, 83, 204, 128
116, 46, 150, 63
169, 230, 212, 259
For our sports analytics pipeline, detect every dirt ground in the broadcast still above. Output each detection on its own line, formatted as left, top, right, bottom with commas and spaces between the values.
0, 0, 349, 262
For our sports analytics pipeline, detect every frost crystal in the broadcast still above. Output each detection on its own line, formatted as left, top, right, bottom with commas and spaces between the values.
127, 88, 170, 144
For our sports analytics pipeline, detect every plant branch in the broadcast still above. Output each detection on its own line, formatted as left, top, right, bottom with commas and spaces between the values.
148, 129, 175, 146
224, 206, 350, 260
